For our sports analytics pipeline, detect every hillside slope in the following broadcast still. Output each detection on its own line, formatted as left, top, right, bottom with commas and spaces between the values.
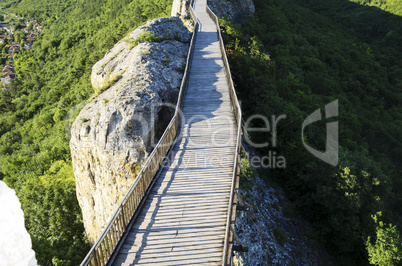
0, 0, 173, 264
220, 0, 402, 264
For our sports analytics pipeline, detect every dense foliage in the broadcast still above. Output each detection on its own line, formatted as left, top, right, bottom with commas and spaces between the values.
0, 0, 401, 264
350, 0, 402, 16
0, 0, 172, 264
220, 0, 402, 264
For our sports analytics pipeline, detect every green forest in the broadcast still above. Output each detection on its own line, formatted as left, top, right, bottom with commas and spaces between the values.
220, 0, 402, 264
0, 0, 401, 264
0, 0, 173, 264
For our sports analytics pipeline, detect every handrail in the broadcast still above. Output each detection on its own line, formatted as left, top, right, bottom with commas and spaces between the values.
205, 6, 242, 266
80, 6, 199, 266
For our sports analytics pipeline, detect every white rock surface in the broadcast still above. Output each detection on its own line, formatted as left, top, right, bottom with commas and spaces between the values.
70, 17, 191, 244
171, 0, 191, 19
0, 181, 37, 266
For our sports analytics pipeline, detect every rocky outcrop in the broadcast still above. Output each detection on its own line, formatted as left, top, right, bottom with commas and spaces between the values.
171, 0, 195, 30
70, 17, 191, 244
171, 0, 191, 19
208, 0, 255, 25
233, 176, 333, 265
233, 150, 332, 265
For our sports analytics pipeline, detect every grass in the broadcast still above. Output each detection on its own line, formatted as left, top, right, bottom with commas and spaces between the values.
273, 227, 289, 246
124, 30, 161, 49
163, 55, 171, 66
271, 202, 280, 211
282, 202, 296, 218
179, 63, 186, 74
240, 157, 258, 191
124, 30, 183, 49
140, 48, 150, 55
294, 248, 305, 258
100, 48, 124, 68
93, 70, 123, 96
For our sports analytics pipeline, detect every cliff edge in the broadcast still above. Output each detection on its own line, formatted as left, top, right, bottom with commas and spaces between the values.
70, 17, 191, 244
208, 0, 255, 24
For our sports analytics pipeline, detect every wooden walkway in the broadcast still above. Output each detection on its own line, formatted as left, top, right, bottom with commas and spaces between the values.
112, 1, 236, 265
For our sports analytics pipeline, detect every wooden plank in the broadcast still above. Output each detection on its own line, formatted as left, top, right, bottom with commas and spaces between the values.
120, 237, 224, 252
122, 233, 225, 246
118, 243, 223, 255
114, 1, 237, 265
114, 253, 222, 265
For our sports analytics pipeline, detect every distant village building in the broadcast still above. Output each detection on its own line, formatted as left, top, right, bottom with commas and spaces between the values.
3, 76, 12, 84
8, 46, 20, 54
24, 43, 32, 50
1, 16, 40, 89
2, 64, 15, 89
4, 71, 15, 79
3, 64, 15, 73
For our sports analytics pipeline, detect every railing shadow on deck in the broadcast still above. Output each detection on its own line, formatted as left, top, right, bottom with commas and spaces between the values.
80, 1, 243, 265
79, 5, 199, 266
113, 33, 226, 263
205, 5, 242, 266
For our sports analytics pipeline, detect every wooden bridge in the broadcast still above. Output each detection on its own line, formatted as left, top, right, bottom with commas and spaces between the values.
81, 0, 243, 265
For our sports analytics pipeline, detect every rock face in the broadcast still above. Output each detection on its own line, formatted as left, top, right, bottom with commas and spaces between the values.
233, 151, 333, 265
233, 177, 333, 265
171, 0, 194, 30
171, 0, 191, 19
208, 0, 255, 24
70, 17, 191, 244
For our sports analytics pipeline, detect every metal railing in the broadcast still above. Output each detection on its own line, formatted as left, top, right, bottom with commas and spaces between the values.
80, 6, 199, 266
205, 6, 243, 266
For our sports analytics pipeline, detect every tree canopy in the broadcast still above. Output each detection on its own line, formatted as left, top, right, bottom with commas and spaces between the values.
220, 0, 402, 264
0, 0, 173, 264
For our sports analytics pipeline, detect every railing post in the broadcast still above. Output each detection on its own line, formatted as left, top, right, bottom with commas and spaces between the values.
80, 6, 199, 266
205, 4, 243, 265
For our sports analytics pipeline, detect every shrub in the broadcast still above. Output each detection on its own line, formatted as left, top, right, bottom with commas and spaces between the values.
273, 227, 289, 246
94, 71, 123, 96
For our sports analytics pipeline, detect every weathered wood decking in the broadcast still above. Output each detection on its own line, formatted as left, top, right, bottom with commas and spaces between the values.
112, 1, 236, 265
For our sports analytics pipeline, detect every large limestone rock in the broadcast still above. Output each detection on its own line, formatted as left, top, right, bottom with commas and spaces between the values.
171, 0, 191, 19
208, 0, 255, 24
171, 0, 194, 30
70, 17, 191, 244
